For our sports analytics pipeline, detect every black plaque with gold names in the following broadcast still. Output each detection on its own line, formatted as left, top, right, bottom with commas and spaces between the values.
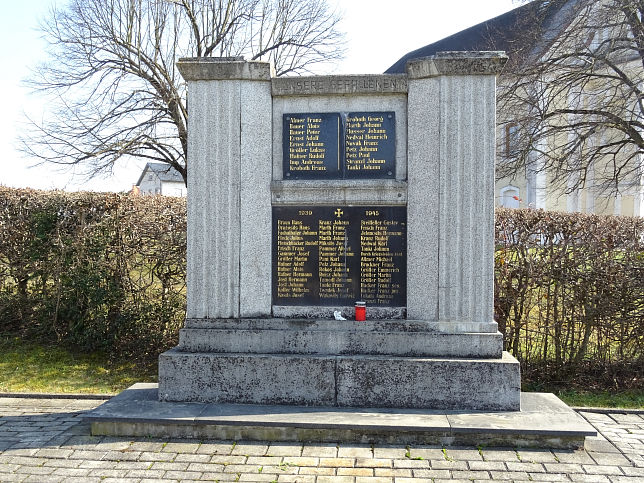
345, 112, 395, 179
283, 111, 396, 180
283, 113, 341, 180
272, 206, 406, 307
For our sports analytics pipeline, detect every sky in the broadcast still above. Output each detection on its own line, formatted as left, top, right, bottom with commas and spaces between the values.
0, 0, 521, 193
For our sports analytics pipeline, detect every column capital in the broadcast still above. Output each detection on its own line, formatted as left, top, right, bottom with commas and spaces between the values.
177, 57, 273, 81
406, 51, 507, 79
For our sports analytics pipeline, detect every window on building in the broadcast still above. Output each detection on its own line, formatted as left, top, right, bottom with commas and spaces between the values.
505, 123, 519, 157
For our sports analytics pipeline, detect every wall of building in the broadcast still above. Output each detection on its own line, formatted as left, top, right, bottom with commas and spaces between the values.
161, 182, 186, 197
138, 170, 161, 195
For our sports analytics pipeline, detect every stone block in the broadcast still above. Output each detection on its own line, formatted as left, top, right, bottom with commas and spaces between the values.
158, 349, 336, 405
177, 324, 503, 358
406, 51, 508, 79
406, 74, 440, 320
336, 352, 520, 410
158, 348, 520, 410
86, 385, 594, 449
239, 73, 273, 317
177, 58, 273, 81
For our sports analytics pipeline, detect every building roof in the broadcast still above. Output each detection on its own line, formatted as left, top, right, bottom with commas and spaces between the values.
136, 162, 184, 186
385, 0, 577, 74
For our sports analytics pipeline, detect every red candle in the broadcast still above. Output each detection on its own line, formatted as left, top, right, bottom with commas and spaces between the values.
355, 301, 366, 321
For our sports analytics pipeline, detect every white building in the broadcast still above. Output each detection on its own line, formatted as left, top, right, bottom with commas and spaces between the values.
135, 163, 186, 197
387, 0, 644, 217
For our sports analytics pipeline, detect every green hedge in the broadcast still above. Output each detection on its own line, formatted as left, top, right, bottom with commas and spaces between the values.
0, 188, 642, 388
0, 188, 186, 359
495, 208, 643, 388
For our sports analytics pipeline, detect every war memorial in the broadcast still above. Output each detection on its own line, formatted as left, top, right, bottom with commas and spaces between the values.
86, 53, 596, 448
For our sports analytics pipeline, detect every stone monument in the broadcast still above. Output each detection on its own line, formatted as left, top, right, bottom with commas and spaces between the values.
158, 52, 521, 411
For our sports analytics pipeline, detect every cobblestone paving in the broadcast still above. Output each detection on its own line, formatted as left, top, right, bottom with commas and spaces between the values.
0, 397, 642, 482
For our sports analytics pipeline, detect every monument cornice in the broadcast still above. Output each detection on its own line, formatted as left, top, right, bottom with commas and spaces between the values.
272, 74, 408, 96
177, 57, 273, 81
406, 51, 508, 79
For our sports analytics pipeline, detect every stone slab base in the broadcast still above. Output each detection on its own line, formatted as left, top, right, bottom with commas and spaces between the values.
86, 384, 597, 449
178, 321, 503, 358
158, 349, 520, 410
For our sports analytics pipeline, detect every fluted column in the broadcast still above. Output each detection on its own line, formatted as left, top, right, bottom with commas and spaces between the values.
178, 58, 273, 319
406, 52, 506, 331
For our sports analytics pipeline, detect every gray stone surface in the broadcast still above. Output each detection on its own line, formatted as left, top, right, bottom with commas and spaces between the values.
177, 57, 273, 81
271, 179, 407, 205
448, 393, 595, 436
406, 52, 506, 330
272, 93, 408, 180
81, 385, 598, 449
406, 51, 508, 78
158, 350, 336, 405
239, 72, 273, 317
182, 317, 499, 333
159, 349, 519, 409
406, 73, 440, 321
336, 352, 520, 410
182, 59, 273, 319
177, 318, 502, 357
272, 75, 408, 96
437, 73, 496, 325
185, 77, 241, 319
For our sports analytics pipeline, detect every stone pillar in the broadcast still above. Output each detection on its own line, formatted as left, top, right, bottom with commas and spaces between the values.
407, 52, 506, 332
177, 58, 273, 319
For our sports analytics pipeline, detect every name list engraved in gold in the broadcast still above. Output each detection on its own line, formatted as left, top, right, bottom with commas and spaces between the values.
275, 215, 318, 299
318, 216, 355, 300
345, 112, 395, 178
359, 212, 404, 306
283, 113, 340, 179
283, 111, 395, 179
272, 206, 406, 307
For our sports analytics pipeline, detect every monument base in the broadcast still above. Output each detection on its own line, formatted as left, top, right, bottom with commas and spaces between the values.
158, 318, 520, 411
159, 349, 520, 410
86, 384, 597, 449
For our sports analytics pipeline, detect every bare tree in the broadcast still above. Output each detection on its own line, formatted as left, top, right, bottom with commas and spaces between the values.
497, 0, 644, 197
22, 0, 344, 184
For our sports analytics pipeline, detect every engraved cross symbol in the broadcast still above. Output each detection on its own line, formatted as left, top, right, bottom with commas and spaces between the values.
334, 208, 344, 218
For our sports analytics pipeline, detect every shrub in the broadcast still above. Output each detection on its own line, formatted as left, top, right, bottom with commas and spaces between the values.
495, 208, 643, 389
0, 188, 186, 360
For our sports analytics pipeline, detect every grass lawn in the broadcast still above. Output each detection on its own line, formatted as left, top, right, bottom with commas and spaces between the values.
0, 335, 156, 394
0, 335, 641, 408
553, 388, 644, 409
523, 383, 644, 409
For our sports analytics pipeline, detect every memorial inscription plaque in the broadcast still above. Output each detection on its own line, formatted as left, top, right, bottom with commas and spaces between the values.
272, 206, 406, 307
345, 112, 395, 178
283, 112, 395, 180
283, 113, 341, 179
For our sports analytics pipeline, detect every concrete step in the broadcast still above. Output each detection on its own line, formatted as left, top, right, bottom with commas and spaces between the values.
184, 317, 500, 333
178, 328, 502, 357
178, 318, 503, 357
158, 349, 520, 410
86, 383, 597, 449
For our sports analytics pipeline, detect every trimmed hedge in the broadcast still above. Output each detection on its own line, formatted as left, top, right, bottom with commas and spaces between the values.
495, 208, 643, 388
0, 188, 186, 359
0, 188, 642, 388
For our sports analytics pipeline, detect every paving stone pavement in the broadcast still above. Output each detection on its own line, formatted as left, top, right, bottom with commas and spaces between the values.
0, 396, 642, 482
